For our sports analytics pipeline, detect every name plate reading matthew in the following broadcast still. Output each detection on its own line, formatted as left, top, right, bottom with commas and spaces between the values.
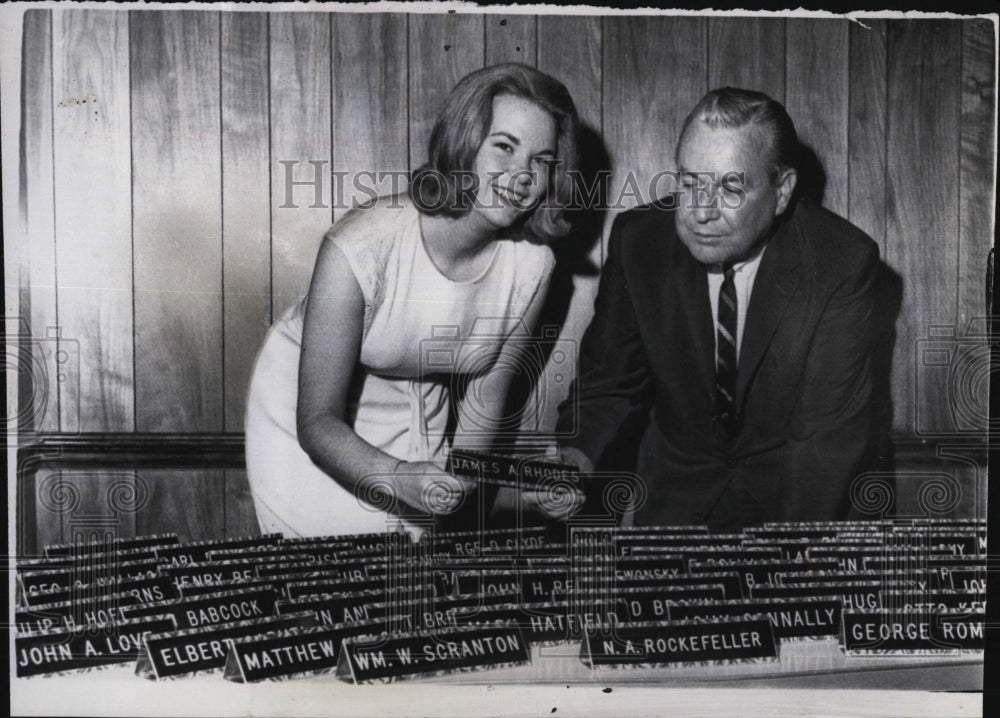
15, 614, 176, 677
581, 618, 777, 668
137, 611, 316, 679
338, 624, 530, 683
122, 587, 280, 629
842, 610, 985, 655
224, 624, 351, 682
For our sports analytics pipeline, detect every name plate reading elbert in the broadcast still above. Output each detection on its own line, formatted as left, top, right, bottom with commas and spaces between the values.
842, 610, 985, 655
122, 587, 280, 629
581, 618, 777, 668
15, 614, 176, 677
338, 624, 530, 683
136, 611, 316, 679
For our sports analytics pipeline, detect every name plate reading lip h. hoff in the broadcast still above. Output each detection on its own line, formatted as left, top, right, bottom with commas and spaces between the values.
842, 610, 986, 655
337, 624, 531, 683
15, 614, 176, 677
581, 618, 777, 668
136, 611, 317, 680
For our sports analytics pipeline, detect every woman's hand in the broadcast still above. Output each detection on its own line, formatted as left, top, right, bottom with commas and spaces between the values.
392, 461, 479, 516
494, 484, 585, 521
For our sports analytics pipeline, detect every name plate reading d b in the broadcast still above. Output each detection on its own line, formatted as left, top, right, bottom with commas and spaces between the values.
581, 618, 777, 668
843, 610, 985, 655
337, 625, 530, 683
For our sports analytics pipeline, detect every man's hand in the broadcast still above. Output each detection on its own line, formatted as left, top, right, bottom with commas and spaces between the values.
392, 461, 478, 515
559, 446, 595, 474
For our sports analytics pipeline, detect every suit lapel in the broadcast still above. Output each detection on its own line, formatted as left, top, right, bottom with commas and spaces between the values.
670, 236, 716, 403
736, 212, 803, 406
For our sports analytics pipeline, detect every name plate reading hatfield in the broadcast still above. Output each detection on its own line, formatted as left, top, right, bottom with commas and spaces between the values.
338, 624, 531, 683
667, 597, 842, 640
842, 610, 985, 655
122, 587, 280, 629
136, 611, 316, 679
43, 533, 180, 558
15, 614, 176, 677
581, 618, 777, 668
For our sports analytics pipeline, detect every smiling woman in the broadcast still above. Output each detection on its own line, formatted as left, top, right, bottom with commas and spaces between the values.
244, 63, 582, 538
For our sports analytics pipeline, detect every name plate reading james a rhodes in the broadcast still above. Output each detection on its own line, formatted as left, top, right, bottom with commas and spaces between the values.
122, 587, 280, 630
667, 597, 842, 641
448, 448, 579, 490
842, 609, 985, 655
43, 533, 180, 558
337, 624, 531, 683
581, 618, 777, 668
22, 574, 179, 608
15, 614, 176, 677
155, 534, 282, 565
136, 611, 316, 679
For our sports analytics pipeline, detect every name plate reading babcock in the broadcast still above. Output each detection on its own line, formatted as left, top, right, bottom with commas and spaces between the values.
581, 618, 777, 668
122, 587, 280, 629
842, 610, 985, 655
15, 614, 176, 677
338, 624, 531, 683
136, 611, 316, 679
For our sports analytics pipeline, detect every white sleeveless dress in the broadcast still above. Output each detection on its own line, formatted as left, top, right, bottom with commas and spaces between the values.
245, 203, 555, 538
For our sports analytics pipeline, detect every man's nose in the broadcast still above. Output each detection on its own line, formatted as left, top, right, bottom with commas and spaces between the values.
692, 201, 721, 223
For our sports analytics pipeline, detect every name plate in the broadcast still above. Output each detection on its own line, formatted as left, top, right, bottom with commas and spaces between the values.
16, 591, 144, 632
283, 571, 444, 600
15, 614, 176, 677
577, 572, 746, 601
136, 611, 316, 679
423, 525, 550, 557
581, 618, 777, 668
689, 559, 840, 592
612, 535, 745, 556
667, 597, 842, 640
617, 585, 727, 621
278, 585, 439, 626
255, 559, 382, 582
23, 574, 179, 608
448, 449, 579, 490
178, 577, 285, 598
18, 557, 163, 596
338, 624, 531, 683
155, 535, 282, 565
778, 569, 946, 591
948, 568, 986, 593
880, 589, 985, 612
122, 587, 280, 629
843, 610, 985, 654
749, 581, 882, 610
160, 560, 272, 587
43, 533, 180, 558
224, 624, 351, 683
206, 545, 350, 563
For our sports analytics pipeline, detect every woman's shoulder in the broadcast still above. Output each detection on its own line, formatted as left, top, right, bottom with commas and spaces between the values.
323, 194, 417, 249
508, 239, 556, 279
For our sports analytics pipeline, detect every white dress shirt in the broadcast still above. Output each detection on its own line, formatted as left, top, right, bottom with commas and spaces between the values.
707, 244, 768, 364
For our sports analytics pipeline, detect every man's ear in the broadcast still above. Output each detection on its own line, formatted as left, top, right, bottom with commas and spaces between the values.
774, 167, 798, 216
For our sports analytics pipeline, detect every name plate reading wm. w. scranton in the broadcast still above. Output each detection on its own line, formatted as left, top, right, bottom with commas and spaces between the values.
136, 611, 316, 679
581, 618, 777, 668
15, 614, 176, 677
842, 610, 985, 655
338, 625, 531, 683
122, 587, 280, 629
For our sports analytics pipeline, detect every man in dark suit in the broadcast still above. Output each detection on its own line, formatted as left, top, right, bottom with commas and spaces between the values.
556, 88, 880, 531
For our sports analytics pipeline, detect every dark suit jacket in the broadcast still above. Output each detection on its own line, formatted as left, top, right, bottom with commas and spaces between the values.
557, 198, 880, 531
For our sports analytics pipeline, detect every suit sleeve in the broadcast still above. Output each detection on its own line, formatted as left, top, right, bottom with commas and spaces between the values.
778, 240, 881, 521
555, 214, 653, 467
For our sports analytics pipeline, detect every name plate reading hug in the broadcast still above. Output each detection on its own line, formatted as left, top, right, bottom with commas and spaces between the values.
15, 614, 176, 677
18, 558, 165, 600
122, 587, 280, 629
448, 448, 579, 490
667, 597, 842, 640
155, 535, 282, 565
23, 574, 179, 608
43, 533, 180, 558
224, 624, 353, 682
842, 610, 985, 655
338, 624, 531, 683
749, 581, 882, 611
581, 618, 777, 668
136, 611, 317, 679
689, 559, 840, 592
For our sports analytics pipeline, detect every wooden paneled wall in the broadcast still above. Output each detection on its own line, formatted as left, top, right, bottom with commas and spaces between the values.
16, 10, 996, 541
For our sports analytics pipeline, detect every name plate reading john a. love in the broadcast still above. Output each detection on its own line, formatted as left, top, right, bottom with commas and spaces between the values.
337, 624, 531, 683
581, 618, 777, 668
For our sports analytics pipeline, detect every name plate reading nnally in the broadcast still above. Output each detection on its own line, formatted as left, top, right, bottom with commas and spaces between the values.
15, 614, 176, 677
122, 587, 280, 630
842, 610, 985, 655
581, 618, 777, 668
338, 624, 531, 683
136, 611, 316, 679
667, 597, 842, 640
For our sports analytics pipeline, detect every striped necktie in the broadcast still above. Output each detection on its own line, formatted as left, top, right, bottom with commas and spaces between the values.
715, 264, 737, 431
